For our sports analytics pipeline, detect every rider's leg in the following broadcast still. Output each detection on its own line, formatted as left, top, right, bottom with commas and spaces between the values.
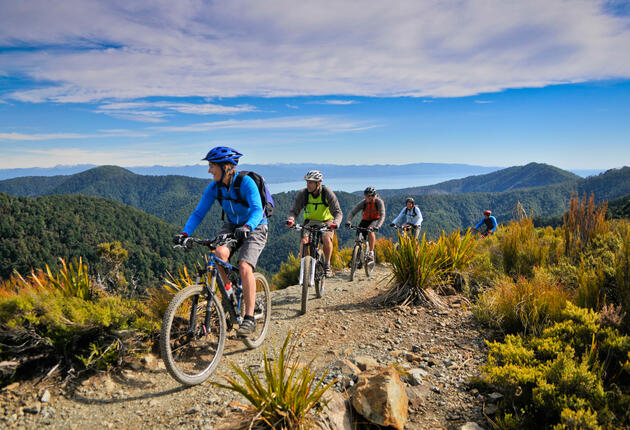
215, 245, 231, 286
368, 231, 376, 253
239, 260, 256, 316
322, 235, 332, 263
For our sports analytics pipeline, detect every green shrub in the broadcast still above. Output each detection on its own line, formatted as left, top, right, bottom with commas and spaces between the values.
500, 218, 551, 278
564, 193, 609, 262
271, 253, 301, 290
215, 333, 335, 429
473, 268, 571, 335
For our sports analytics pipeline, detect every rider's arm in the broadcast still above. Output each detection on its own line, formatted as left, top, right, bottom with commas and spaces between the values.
347, 200, 365, 223
322, 186, 343, 226
490, 216, 498, 232
474, 219, 484, 230
240, 175, 264, 230
391, 208, 405, 226
287, 188, 308, 220
182, 182, 218, 235
374, 197, 386, 228
413, 207, 423, 226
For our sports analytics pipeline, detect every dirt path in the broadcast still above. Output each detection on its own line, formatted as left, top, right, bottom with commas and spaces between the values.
1, 265, 489, 429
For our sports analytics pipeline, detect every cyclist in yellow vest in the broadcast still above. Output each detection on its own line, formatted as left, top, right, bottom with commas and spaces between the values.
285, 170, 343, 277
345, 186, 385, 262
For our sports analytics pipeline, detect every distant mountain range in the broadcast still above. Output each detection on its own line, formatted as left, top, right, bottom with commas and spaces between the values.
0, 163, 605, 183
1, 163, 628, 279
375, 163, 581, 197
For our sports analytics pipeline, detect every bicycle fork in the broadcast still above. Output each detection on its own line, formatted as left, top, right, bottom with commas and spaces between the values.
299, 256, 317, 286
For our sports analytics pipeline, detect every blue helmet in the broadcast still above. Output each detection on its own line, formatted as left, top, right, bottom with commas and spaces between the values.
202, 146, 243, 165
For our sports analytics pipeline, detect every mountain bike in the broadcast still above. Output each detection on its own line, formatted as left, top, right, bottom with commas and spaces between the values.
348, 224, 375, 280
160, 234, 271, 386
392, 224, 419, 246
292, 223, 331, 315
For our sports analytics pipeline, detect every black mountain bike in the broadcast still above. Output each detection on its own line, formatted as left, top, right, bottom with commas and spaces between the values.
393, 224, 419, 245
292, 223, 330, 315
160, 234, 271, 386
348, 224, 375, 280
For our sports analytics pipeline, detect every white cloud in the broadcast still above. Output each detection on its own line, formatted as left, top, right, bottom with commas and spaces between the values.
0, 147, 194, 169
474, 100, 494, 104
1, 1, 630, 102
152, 116, 379, 133
0, 132, 96, 141
286, 104, 299, 109
95, 101, 257, 121
318, 100, 357, 105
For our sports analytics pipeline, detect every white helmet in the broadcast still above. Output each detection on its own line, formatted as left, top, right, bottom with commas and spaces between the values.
304, 170, 323, 181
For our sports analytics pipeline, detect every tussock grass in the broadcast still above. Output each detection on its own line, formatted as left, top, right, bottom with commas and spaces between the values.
215, 332, 335, 429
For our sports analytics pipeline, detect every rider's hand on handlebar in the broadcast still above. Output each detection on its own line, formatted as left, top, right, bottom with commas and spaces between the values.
329, 223, 337, 230
173, 232, 188, 245
286, 218, 294, 227
372, 227, 378, 232
234, 225, 251, 240
345, 221, 352, 227
390, 223, 396, 227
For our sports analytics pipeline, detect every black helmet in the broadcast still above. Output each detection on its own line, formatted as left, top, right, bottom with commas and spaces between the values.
406, 197, 415, 205
364, 186, 376, 196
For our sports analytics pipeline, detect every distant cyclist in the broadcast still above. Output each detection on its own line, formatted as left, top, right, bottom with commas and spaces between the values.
345, 186, 385, 262
390, 197, 423, 239
286, 170, 343, 277
173, 146, 267, 337
473, 209, 498, 237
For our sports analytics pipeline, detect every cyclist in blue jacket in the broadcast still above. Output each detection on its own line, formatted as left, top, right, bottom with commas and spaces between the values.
473, 209, 498, 237
173, 146, 267, 337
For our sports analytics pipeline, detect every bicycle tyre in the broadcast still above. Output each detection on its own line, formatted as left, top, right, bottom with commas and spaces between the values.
315, 253, 326, 298
160, 284, 226, 386
300, 256, 311, 315
350, 245, 360, 281
241, 273, 272, 349
364, 244, 375, 278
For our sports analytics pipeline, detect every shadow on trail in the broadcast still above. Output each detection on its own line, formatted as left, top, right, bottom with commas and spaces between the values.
72, 384, 188, 405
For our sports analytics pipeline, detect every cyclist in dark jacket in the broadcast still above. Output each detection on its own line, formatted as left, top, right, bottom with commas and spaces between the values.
473, 209, 498, 237
345, 186, 385, 261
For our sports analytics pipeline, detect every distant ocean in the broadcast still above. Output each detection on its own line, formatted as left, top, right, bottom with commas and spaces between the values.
268, 174, 464, 194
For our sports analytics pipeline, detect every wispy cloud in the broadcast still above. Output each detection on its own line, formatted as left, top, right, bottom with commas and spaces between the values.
475, 100, 494, 104
0, 132, 96, 141
313, 100, 358, 105
94, 101, 257, 122
2, 1, 629, 102
153, 116, 379, 133
286, 104, 299, 109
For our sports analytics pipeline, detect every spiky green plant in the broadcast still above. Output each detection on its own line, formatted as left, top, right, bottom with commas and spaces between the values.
215, 333, 336, 429
384, 233, 449, 305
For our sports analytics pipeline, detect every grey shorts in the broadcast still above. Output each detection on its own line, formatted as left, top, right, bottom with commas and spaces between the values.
217, 223, 268, 269
302, 219, 335, 240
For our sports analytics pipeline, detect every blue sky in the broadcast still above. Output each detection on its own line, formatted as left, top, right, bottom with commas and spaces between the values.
1, 1, 629, 170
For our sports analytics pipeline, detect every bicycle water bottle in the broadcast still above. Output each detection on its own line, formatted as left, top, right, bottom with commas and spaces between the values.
225, 281, 234, 298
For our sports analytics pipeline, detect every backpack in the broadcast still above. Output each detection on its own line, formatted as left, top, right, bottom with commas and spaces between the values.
217, 171, 275, 219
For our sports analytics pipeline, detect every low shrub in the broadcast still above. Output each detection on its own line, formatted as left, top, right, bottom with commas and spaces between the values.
271, 253, 301, 290
473, 268, 571, 336
479, 303, 630, 429
215, 332, 335, 429
374, 237, 391, 264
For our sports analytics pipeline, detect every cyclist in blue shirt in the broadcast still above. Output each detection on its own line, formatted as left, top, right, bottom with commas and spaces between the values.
173, 147, 268, 337
473, 210, 498, 237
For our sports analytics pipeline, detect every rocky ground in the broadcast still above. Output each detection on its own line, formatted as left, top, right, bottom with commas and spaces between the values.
0, 264, 492, 429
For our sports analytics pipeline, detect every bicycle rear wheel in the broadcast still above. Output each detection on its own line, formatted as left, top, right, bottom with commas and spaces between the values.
315, 253, 326, 298
160, 284, 226, 386
240, 273, 271, 349
350, 245, 360, 281
300, 257, 311, 315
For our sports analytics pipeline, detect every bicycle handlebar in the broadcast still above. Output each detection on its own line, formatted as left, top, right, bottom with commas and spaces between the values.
175, 234, 239, 250
347, 224, 374, 232
290, 223, 333, 233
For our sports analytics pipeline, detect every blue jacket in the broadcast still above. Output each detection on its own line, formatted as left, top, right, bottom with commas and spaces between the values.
183, 173, 267, 235
392, 206, 423, 226
474, 216, 498, 233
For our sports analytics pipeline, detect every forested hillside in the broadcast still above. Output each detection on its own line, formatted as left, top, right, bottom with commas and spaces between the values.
0, 193, 203, 289
376, 162, 580, 197
1, 165, 629, 277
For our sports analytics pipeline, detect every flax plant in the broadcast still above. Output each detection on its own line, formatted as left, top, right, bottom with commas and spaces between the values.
215, 333, 335, 429
384, 233, 449, 305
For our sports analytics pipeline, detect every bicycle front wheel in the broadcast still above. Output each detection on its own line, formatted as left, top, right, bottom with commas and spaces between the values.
301, 257, 311, 315
350, 245, 360, 281
315, 253, 326, 298
160, 284, 226, 386
241, 273, 271, 349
